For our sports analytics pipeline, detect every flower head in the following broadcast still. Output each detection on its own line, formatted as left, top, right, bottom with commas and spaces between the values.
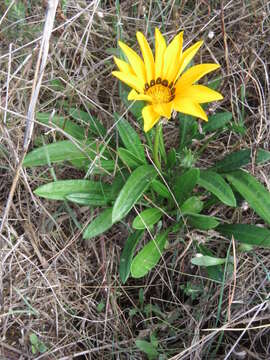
112, 28, 223, 132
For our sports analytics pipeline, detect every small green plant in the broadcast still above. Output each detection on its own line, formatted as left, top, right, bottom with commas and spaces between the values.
23, 28, 270, 283
29, 333, 47, 355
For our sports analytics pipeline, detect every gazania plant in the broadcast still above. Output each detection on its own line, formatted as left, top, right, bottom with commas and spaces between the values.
24, 28, 270, 282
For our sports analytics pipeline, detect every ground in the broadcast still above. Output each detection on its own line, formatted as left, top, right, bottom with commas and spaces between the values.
0, 1, 270, 359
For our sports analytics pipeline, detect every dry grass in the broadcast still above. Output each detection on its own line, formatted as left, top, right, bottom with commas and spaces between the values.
1, 0, 270, 359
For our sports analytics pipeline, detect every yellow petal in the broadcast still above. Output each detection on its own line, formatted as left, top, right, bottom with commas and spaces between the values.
175, 40, 203, 80
162, 32, 183, 83
175, 63, 221, 92
142, 105, 160, 132
114, 56, 134, 75
173, 97, 208, 121
154, 28, 166, 80
128, 89, 152, 102
136, 32, 155, 83
112, 71, 144, 92
119, 41, 146, 83
177, 85, 223, 103
153, 102, 173, 119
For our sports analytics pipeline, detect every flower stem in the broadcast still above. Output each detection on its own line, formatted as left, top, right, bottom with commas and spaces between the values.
153, 122, 162, 171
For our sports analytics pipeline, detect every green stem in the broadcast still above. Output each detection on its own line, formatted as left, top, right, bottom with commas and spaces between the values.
153, 122, 162, 171
145, 131, 153, 153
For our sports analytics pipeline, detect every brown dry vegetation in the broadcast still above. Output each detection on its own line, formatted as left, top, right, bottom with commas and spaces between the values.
0, 0, 270, 359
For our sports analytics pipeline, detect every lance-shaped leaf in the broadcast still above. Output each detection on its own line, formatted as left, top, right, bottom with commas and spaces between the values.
188, 214, 219, 230
112, 165, 157, 223
226, 170, 270, 225
23, 140, 114, 171
119, 230, 144, 283
36, 112, 87, 140
151, 179, 171, 199
217, 224, 270, 247
34, 180, 110, 200
68, 108, 106, 136
115, 114, 146, 163
118, 147, 143, 169
180, 196, 204, 214
213, 148, 270, 173
131, 230, 169, 278
198, 170, 236, 207
66, 193, 109, 206
132, 208, 162, 230
191, 255, 227, 267
174, 168, 200, 205
202, 112, 232, 133
83, 208, 113, 240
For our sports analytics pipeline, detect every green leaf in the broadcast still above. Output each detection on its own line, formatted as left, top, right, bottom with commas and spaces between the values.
83, 208, 113, 240
38, 343, 47, 353
29, 333, 38, 345
109, 171, 129, 200
213, 148, 270, 173
31, 345, 37, 355
23, 140, 115, 172
132, 208, 162, 230
36, 112, 86, 140
256, 149, 270, 164
202, 112, 232, 133
115, 114, 146, 163
207, 77, 222, 91
188, 214, 219, 230
4, 0, 25, 20
151, 179, 171, 199
119, 230, 144, 283
217, 224, 270, 248
167, 148, 176, 169
34, 180, 110, 200
112, 165, 157, 223
66, 192, 109, 206
97, 301, 105, 313
197, 244, 224, 281
191, 255, 227, 267
135, 340, 159, 359
239, 243, 254, 252
23, 140, 85, 166
130, 230, 168, 278
68, 107, 106, 136
198, 170, 236, 207
50, 79, 65, 92
226, 170, 270, 225
180, 196, 203, 214
178, 114, 198, 151
118, 147, 143, 169
174, 168, 200, 205
23, 140, 101, 167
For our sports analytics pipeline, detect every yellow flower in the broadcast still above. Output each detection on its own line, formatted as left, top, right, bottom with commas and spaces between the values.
112, 28, 223, 132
